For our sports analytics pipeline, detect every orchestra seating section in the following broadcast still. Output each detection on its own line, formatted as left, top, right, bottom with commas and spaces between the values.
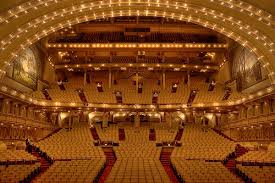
105, 158, 170, 183
171, 124, 236, 160
32, 75, 244, 105
151, 123, 177, 142
114, 126, 161, 158
0, 163, 41, 183
171, 159, 242, 183
0, 150, 37, 163
34, 122, 105, 160
1, 121, 274, 182
236, 165, 275, 183
95, 123, 119, 142
34, 159, 105, 183
236, 150, 275, 163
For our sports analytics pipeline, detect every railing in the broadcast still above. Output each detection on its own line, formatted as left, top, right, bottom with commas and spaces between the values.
0, 112, 54, 128
223, 112, 275, 129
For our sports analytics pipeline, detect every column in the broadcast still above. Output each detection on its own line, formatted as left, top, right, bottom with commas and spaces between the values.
134, 112, 140, 128
247, 105, 253, 118
162, 71, 166, 89
109, 69, 112, 89
68, 114, 72, 129
2, 99, 10, 113
187, 71, 191, 89
83, 70, 87, 86
136, 72, 139, 91
27, 107, 34, 119
263, 100, 270, 114
102, 112, 109, 128
20, 105, 27, 117
254, 103, 261, 116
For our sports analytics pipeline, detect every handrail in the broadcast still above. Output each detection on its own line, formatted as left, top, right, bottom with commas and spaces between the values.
0, 112, 55, 129
230, 112, 275, 123
224, 112, 275, 129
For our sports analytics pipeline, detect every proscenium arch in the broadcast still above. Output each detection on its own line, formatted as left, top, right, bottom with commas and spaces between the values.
0, 1, 274, 82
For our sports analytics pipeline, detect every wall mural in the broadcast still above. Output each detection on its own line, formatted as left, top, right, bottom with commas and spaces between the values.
12, 47, 39, 89
232, 46, 266, 91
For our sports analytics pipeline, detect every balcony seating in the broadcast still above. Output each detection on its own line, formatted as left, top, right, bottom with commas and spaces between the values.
111, 56, 136, 63
49, 32, 220, 43
30, 75, 245, 105
34, 159, 105, 183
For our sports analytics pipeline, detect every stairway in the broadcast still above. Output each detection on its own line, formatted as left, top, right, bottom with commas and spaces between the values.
160, 148, 180, 183
212, 128, 235, 142
38, 128, 62, 142
31, 150, 51, 173
98, 148, 117, 183
224, 144, 248, 171
235, 145, 248, 158
25, 145, 53, 182
223, 145, 252, 182
90, 127, 100, 140
118, 128, 125, 141
174, 128, 183, 141
149, 129, 156, 141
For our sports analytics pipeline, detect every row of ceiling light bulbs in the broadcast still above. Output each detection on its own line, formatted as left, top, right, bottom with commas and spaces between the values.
0, 1, 273, 58
0, 0, 272, 27
48, 43, 227, 48
64, 63, 214, 70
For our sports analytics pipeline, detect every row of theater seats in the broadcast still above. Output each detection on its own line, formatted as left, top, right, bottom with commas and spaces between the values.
35, 122, 105, 160
50, 32, 218, 43
237, 165, 275, 183
34, 159, 105, 183
32, 77, 244, 104
95, 124, 119, 142
172, 124, 236, 160
114, 126, 161, 159
95, 122, 178, 143
0, 163, 41, 183
151, 123, 177, 142
0, 150, 37, 163
171, 158, 242, 183
236, 150, 275, 163
105, 158, 170, 183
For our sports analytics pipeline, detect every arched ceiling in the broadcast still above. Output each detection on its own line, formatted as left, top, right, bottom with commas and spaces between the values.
0, 0, 274, 82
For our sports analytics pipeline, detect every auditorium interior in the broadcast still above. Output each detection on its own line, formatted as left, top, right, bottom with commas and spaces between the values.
0, 0, 274, 182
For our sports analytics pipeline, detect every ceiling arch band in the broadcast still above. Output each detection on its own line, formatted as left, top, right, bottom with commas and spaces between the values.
0, 0, 274, 81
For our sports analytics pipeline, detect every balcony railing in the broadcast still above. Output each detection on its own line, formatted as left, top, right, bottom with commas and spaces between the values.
223, 112, 275, 129
0, 112, 54, 129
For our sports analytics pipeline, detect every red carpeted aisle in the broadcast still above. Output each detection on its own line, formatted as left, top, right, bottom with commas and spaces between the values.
160, 149, 180, 183
99, 148, 117, 183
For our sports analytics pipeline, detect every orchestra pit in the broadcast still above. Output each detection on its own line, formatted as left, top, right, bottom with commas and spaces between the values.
0, 0, 275, 182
